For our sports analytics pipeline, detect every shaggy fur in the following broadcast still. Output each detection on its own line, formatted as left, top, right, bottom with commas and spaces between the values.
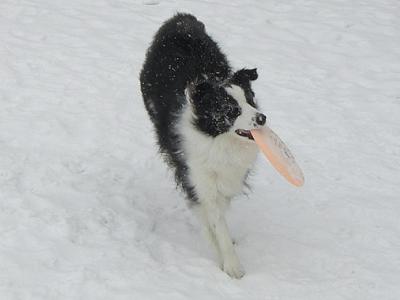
140, 13, 266, 278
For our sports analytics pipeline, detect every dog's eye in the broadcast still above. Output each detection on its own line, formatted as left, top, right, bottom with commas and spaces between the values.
231, 106, 241, 116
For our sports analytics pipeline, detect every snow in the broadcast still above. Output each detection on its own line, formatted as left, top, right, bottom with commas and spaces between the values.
1, 0, 399, 299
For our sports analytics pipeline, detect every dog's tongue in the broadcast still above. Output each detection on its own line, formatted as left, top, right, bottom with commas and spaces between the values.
250, 127, 304, 187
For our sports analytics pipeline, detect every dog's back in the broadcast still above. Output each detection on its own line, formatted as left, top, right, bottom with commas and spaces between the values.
140, 13, 231, 134
140, 13, 232, 192
140, 13, 230, 198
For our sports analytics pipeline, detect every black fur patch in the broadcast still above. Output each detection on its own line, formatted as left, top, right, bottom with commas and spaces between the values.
231, 68, 258, 108
189, 82, 241, 137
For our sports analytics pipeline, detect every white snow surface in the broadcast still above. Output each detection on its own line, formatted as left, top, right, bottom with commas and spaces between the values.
1, 0, 400, 299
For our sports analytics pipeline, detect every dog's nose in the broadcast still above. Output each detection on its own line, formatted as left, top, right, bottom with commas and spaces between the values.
256, 113, 267, 126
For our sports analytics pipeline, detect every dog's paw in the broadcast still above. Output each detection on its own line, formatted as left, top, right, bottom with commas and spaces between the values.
222, 256, 245, 279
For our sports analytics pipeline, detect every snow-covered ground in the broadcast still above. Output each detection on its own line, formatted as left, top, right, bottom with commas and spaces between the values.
1, 0, 399, 299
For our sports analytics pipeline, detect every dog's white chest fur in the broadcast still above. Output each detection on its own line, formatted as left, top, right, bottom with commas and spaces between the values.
178, 103, 258, 201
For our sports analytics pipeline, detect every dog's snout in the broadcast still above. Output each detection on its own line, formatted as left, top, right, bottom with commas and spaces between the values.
256, 113, 266, 126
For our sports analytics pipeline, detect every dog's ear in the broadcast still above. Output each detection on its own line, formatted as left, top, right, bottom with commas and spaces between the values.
232, 68, 258, 85
246, 68, 258, 81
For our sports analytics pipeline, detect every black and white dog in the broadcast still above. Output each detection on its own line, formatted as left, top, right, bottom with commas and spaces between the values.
140, 13, 266, 278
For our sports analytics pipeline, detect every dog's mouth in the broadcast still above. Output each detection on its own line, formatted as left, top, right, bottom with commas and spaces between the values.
235, 129, 254, 140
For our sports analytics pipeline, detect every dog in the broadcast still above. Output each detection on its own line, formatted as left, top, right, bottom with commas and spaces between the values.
140, 13, 266, 278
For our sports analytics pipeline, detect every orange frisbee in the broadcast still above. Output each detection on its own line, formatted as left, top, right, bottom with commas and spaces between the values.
251, 127, 304, 187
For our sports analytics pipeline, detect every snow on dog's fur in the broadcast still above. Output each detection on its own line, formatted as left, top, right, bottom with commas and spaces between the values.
140, 13, 266, 278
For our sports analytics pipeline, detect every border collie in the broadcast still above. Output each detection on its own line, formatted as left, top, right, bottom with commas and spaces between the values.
140, 13, 266, 278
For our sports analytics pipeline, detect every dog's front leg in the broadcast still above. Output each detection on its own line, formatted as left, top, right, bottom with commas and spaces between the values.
205, 196, 245, 279
190, 164, 245, 278
196, 199, 245, 278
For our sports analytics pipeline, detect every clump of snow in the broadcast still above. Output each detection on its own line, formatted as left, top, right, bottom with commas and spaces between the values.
0, 0, 399, 299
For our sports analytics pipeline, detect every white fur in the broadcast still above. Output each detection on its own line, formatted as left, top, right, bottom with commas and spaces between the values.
177, 91, 259, 278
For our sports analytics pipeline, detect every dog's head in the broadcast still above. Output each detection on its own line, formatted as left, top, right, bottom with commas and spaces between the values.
187, 68, 266, 141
